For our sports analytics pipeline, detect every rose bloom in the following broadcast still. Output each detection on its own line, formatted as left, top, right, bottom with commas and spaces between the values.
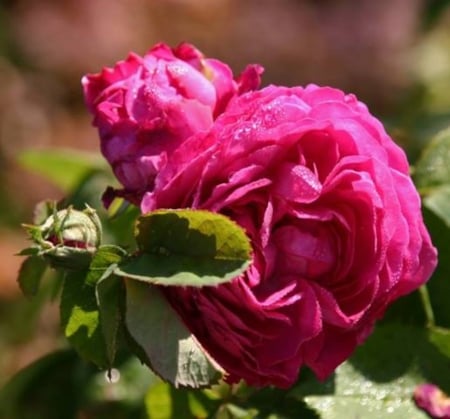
141, 84, 437, 388
414, 384, 450, 418
82, 43, 262, 204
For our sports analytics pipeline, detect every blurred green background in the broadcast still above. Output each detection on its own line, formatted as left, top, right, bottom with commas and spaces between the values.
0, 1, 450, 418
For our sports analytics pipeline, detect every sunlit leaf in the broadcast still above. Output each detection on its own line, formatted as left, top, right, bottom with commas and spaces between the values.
18, 148, 106, 192
216, 403, 258, 419
116, 210, 251, 287
301, 365, 428, 419
60, 270, 108, 368
86, 245, 127, 286
124, 280, 222, 388
424, 185, 450, 227
144, 382, 173, 419
292, 324, 450, 418
144, 381, 217, 419
107, 197, 130, 219
415, 127, 450, 189
89, 247, 127, 360
135, 210, 251, 260
116, 253, 251, 288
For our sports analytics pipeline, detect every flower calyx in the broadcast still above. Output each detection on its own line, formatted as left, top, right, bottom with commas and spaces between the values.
22, 205, 102, 270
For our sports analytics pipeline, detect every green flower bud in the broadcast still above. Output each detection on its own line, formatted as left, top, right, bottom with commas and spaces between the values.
24, 206, 102, 270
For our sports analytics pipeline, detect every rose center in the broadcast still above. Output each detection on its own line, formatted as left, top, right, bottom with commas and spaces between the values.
272, 221, 337, 280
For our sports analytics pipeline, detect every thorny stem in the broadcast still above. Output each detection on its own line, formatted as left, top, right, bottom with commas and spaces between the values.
419, 285, 435, 328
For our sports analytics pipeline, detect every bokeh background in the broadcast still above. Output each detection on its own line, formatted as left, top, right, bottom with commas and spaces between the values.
1, 0, 450, 405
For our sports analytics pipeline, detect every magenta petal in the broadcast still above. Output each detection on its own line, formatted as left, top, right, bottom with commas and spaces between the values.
86, 73, 439, 389
273, 163, 322, 203
414, 384, 450, 418
237, 64, 264, 94
303, 325, 359, 380
83, 42, 251, 203
143, 84, 437, 388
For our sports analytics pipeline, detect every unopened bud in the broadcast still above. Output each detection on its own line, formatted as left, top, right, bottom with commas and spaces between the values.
24, 206, 102, 270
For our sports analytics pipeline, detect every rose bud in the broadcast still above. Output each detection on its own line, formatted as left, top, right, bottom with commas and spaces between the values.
82, 42, 263, 206
414, 383, 450, 418
24, 206, 102, 270
142, 84, 437, 388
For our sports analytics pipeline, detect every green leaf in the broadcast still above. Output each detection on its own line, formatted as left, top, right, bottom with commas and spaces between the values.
116, 254, 251, 288
116, 209, 251, 287
301, 364, 428, 419
423, 207, 450, 328
107, 196, 130, 219
429, 326, 450, 358
245, 385, 320, 418
135, 210, 251, 260
59, 246, 127, 368
0, 352, 156, 419
102, 203, 141, 250
96, 273, 123, 367
0, 350, 82, 419
423, 185, 450, 227
17, 247, 40, 256
60, 270, 109, 368
124, 280, 223, 388
216, 404, 258, 419
423, 0, 450, 29
86, 244, 127, 286
17, 255, 47, 296
144, 381, 219, 419
144, 382, 177, 419
292, 323, 450, 418
414, 127, 450, 189
18, 148, 106, 192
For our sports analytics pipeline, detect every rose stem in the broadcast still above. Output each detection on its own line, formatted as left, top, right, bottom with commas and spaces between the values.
419, 285, 435, 328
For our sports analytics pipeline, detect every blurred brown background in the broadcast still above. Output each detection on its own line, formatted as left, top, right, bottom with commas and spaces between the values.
1, 0, 450, 384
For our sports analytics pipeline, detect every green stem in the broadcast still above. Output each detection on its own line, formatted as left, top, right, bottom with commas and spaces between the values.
419, 285, 435, 328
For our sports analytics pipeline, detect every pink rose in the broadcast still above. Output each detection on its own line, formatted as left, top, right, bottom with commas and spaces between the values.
414, 384, 450, 418
141, 85, 437, 388
82, 42, 263, 204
